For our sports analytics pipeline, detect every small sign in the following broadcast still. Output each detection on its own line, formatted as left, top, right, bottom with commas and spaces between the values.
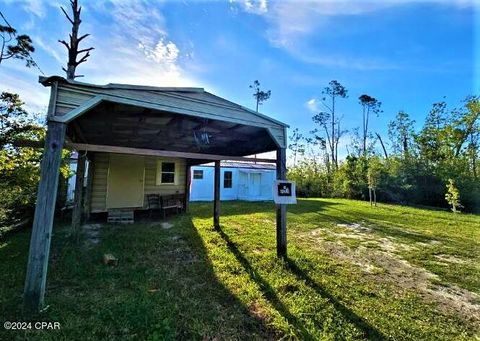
278, 182, 292, 196
273, 181, 297, 204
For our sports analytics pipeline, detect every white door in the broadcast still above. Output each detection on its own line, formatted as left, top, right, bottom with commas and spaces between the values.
249, 173, 261, 198
106, 154, 145, 209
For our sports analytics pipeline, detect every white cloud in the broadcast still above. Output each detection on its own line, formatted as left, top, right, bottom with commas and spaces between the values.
32, 35, 64, 65
0, 67, 50, 113
306, 98, 320, 113
0, 0, 203, 114
229, 0, 268, 14
18, 0, 46, 17
289, 51, 403, 71
243, 0, 268, 14
242, 0, 477, 64
139, 38, 180, 66
77, 1, 198, 87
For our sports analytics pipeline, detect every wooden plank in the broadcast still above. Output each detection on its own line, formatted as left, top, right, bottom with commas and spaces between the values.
184, 165, 191, 212
68, 143, 277, 163
24, 121, 66, 314
71, 151, 86, 238
83, 154, 94, 220
12, 140, 277, 163
51, 96, 102, 123
276, 148, 287, 258
52, 92, 286, 133
213, 160, 220, 228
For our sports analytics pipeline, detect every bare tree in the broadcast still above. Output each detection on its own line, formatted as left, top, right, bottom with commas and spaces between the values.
59, 0, 94, 80
313, 80, 348, 169
359, 94, 382, 155
308, 129, 329, 173
249, 80, 271, 112
288, 128, 305, 167
375, 132, 389, 159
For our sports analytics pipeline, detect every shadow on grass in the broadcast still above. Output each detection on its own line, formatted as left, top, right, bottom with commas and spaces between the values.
0, 217, 279, 340
190, 199, 341, 219
213, 224, 315, 340
284, 258, 387, 340
324, 205, 449, 244
214, 224, 387, 340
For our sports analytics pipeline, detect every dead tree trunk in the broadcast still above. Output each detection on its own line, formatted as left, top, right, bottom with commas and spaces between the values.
375, 132, 388, 159
59, 0, 93, 80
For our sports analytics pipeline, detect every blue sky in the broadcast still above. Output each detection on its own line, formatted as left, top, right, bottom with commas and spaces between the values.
0, 0, 478, 158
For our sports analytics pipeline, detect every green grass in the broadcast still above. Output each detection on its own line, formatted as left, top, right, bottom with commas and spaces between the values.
0, 198, 479, 340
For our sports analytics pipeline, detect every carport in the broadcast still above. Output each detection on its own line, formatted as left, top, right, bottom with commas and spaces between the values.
23, 76, 288, 313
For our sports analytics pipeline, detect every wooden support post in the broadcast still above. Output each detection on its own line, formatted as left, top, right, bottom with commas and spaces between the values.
71, 150, 86, 238
213, 160, 220, 228
83, 154, 94, 221
184, 165, 191, 212
24, 121, 66, 314
276, 148, 287, 258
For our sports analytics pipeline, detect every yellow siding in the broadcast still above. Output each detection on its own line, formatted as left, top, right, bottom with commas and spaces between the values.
90, 153, 109, 212
90, 152, 186, 213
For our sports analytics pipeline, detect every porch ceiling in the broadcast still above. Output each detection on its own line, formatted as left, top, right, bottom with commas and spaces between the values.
67, 101, 278, 157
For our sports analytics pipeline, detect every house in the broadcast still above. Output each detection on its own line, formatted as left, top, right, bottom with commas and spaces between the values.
190, 161, 276, 201
24, 75, 289, 312
36, 76, 287, 215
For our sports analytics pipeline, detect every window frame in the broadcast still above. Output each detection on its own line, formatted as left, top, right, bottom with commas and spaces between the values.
223, 170, 233, 189
193, 169, 204, 180
157, 161, 177, 185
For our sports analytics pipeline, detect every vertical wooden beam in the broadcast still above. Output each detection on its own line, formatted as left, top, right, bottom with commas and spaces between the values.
24, 121, 66, 314
276, 148, 287, 258
213, 160, 221, 228
83, 154, 94, 221
71, 150, 86, 238
184, 164, 191, 212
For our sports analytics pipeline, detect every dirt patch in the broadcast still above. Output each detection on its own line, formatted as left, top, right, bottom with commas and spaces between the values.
161, 222, 174, 229
337, 222, 371, 232
252, 247, 267, 254
82, 224, 102, 246
298, 228, 480, 325
149, 222, 174, 229
331, 224, 416, 253
416, 240, 442, 247
427, 285, 480, 325
434, 254, 467, 264
332, 233, 366, 240
249, 301, 271, 322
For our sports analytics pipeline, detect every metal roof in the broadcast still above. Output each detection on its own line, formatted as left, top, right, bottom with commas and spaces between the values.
39, 76, 288, 128
196, 160, 276, 170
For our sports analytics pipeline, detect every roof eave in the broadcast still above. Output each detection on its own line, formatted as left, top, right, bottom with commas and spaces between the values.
39, 75, 204, 93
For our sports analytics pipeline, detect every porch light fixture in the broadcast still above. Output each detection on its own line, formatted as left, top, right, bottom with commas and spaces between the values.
193, 119, 212, 147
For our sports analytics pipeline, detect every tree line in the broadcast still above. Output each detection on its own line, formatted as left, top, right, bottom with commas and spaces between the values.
0, 1, 92, 234
288, 80, 480, 213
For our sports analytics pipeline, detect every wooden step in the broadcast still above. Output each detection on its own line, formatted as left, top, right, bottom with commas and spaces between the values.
107, 209, 134, 224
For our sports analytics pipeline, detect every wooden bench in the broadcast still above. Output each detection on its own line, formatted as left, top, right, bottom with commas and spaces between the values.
107, 209, 134, 224
147, 194, 185, 219
160, 194, 184, 219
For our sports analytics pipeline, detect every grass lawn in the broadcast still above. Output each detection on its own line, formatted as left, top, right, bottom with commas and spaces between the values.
0, 198, 479, 340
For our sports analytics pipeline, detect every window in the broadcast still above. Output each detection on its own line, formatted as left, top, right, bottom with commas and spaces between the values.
224, 171, 232, 188
160, 162, 175, 184
193, 170, 203, 179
